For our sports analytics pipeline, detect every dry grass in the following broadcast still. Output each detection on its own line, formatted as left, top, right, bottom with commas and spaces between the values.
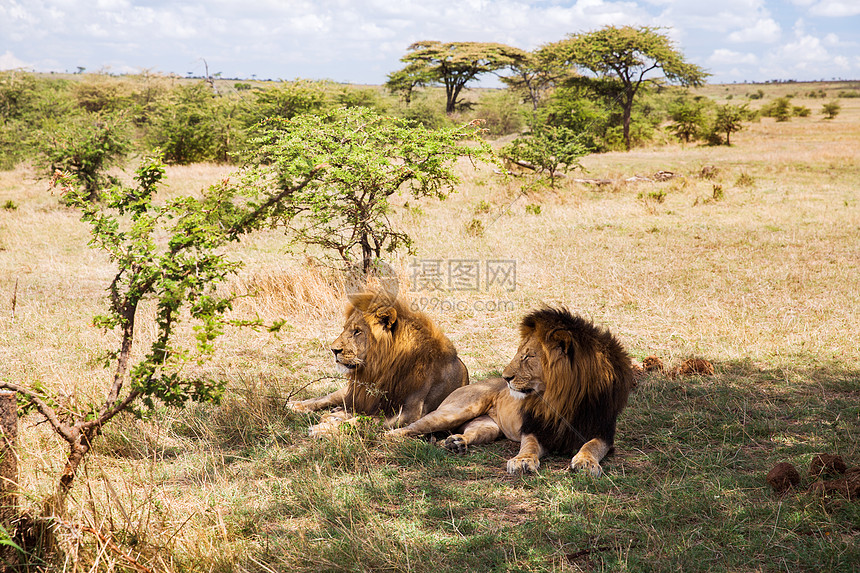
1, 83, 859, 571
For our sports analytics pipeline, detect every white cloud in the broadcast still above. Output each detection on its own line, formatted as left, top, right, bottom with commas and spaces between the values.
708, 48, 758, 65
727, 18, 781, 42
0, 0, 858, 83
808, 1, 860, 17
780, 34, 830, 63
0, 50, 31, 71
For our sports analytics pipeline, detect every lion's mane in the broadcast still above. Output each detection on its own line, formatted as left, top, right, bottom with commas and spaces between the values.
519, 307, 634, 454
344, 292, 464, 417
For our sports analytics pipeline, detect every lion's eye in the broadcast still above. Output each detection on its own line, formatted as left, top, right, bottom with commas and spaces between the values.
353, 329, 363, 337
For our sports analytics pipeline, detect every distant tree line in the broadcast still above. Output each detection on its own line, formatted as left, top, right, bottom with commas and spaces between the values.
0, 25, 846, 175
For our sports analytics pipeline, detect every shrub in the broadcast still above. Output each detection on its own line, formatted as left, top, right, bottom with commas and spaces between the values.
668, 97, 707, 143
247, 106, 491, 270
333, 86, 387, 111
542, 86, 611, 150
396, 97, 452, 129
821, 100, 841, 120
761, 97, 792, 122
245, 79, 328, 126
38, 111, 130, 200
474, 90, 525, 137
735, 172, 755, 187
710, 103, 749, 146
500, 125, 587, 187
73, 78, 132, 113
147, 82, 223, 164
0, 71, 77, 168
792, 105, 811, 118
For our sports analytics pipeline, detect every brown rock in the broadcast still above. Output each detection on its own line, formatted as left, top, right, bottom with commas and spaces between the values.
700, 165, 719, 180
767, 462, 801, 493
808, 454, 847, 478
809, 475, 860, 499
642, 355, 664, 372
671, 358, 715, 377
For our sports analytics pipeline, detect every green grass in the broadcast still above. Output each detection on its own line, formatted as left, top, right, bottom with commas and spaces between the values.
1, 80, 859, 571
173, 361, 857, 573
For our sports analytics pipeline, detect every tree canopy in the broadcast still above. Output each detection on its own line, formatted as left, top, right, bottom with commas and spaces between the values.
249, 106, 491, 271
547, 26, 709, 150
501, 47, 574, 118
390, 41, 527, 114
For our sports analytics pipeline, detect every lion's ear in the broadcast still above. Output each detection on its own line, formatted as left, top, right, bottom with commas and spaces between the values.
373, 306, 397, 332
549, 329, 573, 355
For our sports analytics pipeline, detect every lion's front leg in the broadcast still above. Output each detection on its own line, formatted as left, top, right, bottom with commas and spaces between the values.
387, 383, 496, 437
287, 387, 348, 413
506, 433, 545, 474
570, 438, 611, 477
383, 401, 424, 430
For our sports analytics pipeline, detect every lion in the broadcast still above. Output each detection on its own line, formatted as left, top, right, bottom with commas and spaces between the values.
288, 292, 469, 436
389, 307, 635, 476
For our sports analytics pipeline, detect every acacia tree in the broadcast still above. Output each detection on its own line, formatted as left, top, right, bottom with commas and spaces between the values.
501, 47, 573, 126
501, 125, 586, 187
668, 97, 708, 143
547, 26, 708, 150
0, 153, 320, 555
385, 63, 434, 105
821, 100, 841, 120
39, 111, 130, 200
250, 106, 491, 271
711, 103, 749, 145
391, 41, 527, 114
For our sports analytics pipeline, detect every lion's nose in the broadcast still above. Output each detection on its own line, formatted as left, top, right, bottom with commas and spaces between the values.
502, 374, 514, 383
331, 348, 342, 357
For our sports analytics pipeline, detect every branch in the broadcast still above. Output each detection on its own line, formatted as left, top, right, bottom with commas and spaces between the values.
0, 382, 76, 443
93, 387, 142, 429
228, 166, 323, 239
55, 519, 155, 573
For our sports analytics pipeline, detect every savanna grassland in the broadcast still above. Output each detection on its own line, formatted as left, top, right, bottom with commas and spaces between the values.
0, 82, 859, 572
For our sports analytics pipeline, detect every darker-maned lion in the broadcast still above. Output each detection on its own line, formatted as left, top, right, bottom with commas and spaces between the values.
390, 307, 634, 476
288, 292, 469, 435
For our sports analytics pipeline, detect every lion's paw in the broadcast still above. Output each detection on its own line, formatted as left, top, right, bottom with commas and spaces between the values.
506, 454, 540, 474
386, 427, 412, 439
308, 410, 354, 438
286, 399, 315, 413
442, 434, 468, 455
570, 452, 603, 477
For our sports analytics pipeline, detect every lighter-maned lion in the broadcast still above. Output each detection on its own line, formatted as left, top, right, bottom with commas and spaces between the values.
288, 292, 469, 436
390, 307, 635, 476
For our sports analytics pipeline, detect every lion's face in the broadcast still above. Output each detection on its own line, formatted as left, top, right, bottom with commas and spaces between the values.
502, 334, 546, 399
331, 312, 370, 375
331, 303, 398, 376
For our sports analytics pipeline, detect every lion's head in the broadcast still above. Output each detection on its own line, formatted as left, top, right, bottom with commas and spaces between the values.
330, 294, 397, 376
504, 307, 634, 449
330, 291, 468, 423
501, 334, 546, 399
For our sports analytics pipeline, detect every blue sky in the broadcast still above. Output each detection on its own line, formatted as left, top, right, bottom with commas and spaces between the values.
1, 0, 859, 84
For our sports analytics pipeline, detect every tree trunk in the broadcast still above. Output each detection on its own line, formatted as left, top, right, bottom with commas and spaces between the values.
0, 392, 17, 568
622, 94, 633, 151
360, 233, 373, 274
445, 93, 456, 114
